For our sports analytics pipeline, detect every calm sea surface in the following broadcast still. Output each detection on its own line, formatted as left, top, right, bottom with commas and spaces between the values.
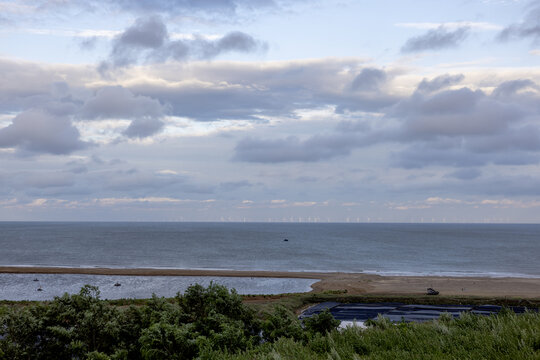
0, 222, 539, 278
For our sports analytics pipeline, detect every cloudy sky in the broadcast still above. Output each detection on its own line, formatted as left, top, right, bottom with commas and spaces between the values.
1, 0, 540, 222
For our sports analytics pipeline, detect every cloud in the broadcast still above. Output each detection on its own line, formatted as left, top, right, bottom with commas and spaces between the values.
388, 79, 540, 168
102, 15, 264, 69
0, 109, 89, 155
396, 21, 501, 31
219, 180, 253, 191
490, 79, 539, 98
234, 75, 540, 168
198, 31, 261, 58
350, 68, 387, 92
21, 172, 76, 188
80, 86, 166, 138
109, 15, 168, 67
81, 86, 165, 120
334, 67, 401, 113
234, 134, 358, 163
105, 0, 277, 17
401, 26, 470, 53
395, 87, 515, 138
102, 168, 213, 195
128, 59, 395, 121
498, 3, 540, 44
445, 168, 482, 180
415, 74, 464, 94
2, 57, 540, 170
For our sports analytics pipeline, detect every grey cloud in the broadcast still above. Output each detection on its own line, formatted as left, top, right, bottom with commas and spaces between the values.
104, 169, 181, 191
2, 58, 392, 124
491, 79, 539, 98
123, 117, 165, 138
498, 4, 540, 44
336, 120, 371, 133
22, 173, 76, 189
394, 87, 520, 138
199, 31, 260, 58
0, 109, 89, 155
132, 83, 285, 121
416, 74, 464, 94
80, 86, 166, 138
387, 80, 540, 168
468, 125, 540, 153
445, 168, 482, 180
235, 75, 540, 167
0, 60, 90, 113
79, 37, 99, 50
392, 146, 491, 169
219, 180, 253, 191
67, 165, 88, 174
118, 15, 167, 48
401, 26, 470, 53
350, 68, 387, 92
0, 61, 170, 144
110, 15, 168, 67
81, 86, 165, 119
106, 0, 277, 16
102, 168, 213, 195
333, 68, 401, 113
463, 175, 540, 196
104, 16, 264, 69
234, 134, 358, 163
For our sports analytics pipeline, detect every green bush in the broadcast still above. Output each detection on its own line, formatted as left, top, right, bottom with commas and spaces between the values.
303, 309, 341, 335
262, 305, 305, 342
2, 284, 538, 359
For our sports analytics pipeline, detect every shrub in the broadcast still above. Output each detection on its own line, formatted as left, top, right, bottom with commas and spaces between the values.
262, 305, 305, 342
303, 309, 340, 335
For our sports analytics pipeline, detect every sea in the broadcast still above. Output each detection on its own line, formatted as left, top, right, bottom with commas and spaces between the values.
0, 222, 538, 300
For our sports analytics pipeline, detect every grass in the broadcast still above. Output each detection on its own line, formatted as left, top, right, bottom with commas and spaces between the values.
2, 291, 539, 314
207, 310, 540, 359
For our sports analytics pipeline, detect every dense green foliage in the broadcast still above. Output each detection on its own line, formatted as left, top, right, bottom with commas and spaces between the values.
1, 284, 539, 359
210, 311, 540, 359
0, 284, 338, 359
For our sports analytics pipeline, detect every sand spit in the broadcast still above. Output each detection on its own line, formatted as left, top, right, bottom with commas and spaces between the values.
1, 266, 539, 298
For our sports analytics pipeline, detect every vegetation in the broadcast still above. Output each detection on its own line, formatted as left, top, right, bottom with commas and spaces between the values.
1, 284, 539, 359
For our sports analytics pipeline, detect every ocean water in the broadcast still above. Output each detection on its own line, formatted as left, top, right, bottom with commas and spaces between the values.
0, 274, 317, 301
0, 222, 539, 278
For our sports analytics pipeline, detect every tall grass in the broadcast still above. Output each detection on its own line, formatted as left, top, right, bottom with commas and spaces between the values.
214, 310, 540, 359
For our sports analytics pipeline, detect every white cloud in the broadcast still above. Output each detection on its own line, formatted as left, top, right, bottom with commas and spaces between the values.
425, 197, 463, 205
156, 169, 178, 175
395, 22, 502, 31
292, 201, 317, 207
95, 197, 204, 205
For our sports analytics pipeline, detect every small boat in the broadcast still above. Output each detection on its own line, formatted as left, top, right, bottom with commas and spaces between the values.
33, 278, 39, 282
114, 282, 121, 287
426, 287, 439, 295
37, 286, 43, 292
283, 239, 289, 242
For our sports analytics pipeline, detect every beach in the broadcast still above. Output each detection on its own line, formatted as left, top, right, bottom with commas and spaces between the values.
1, 266, 539, 299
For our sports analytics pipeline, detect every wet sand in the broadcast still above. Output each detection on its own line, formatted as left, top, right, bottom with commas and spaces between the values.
1, 266, 539, 298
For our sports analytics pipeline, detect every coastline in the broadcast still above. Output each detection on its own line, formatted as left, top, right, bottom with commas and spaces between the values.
1, 266, 539, 298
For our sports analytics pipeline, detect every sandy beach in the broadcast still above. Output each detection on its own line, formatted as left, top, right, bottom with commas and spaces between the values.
1, 266, 539, 299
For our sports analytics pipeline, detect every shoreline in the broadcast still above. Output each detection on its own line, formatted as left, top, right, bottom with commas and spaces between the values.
1, 266, 540, 298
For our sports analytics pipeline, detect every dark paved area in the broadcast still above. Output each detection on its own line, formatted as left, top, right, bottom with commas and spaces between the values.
300, 302, 537, 323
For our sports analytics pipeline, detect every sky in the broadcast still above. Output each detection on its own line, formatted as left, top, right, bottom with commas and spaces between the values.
1, 0, 540, 223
